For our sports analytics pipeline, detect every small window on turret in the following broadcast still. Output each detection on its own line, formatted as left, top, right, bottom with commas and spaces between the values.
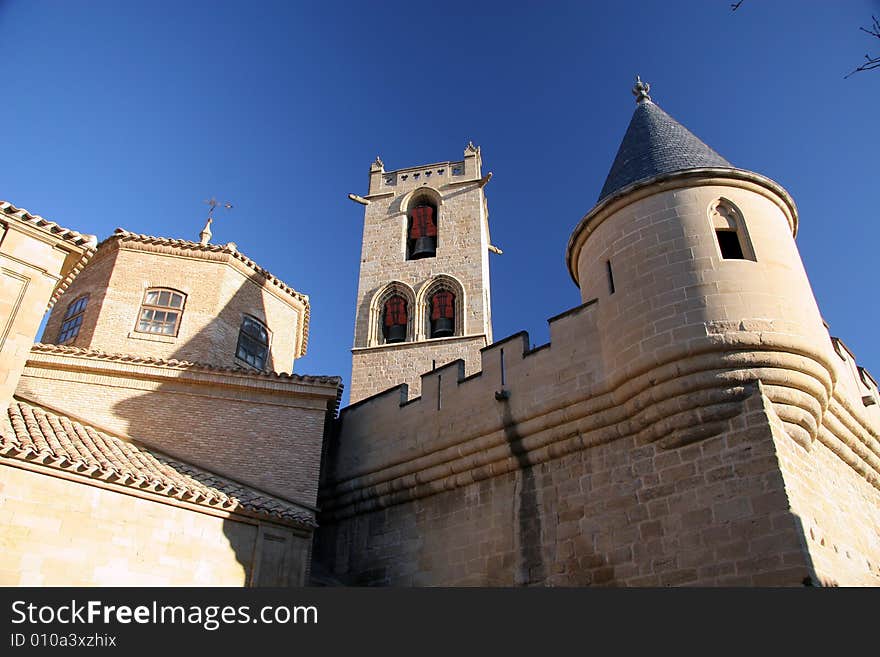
716, 229, 745, 259
710, 199, 755, 261
135, 288, 185, 336
58, 295, 89, 344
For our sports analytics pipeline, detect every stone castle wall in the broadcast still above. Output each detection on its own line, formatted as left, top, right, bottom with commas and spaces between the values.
350, 335, 486, 405
317, 179, 880, 586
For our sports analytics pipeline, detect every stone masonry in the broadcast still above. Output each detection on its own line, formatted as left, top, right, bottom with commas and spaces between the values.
349, 145, 495, 402
316, 91, 880, 586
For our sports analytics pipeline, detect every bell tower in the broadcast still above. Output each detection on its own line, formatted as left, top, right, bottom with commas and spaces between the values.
348, 144, 496, 403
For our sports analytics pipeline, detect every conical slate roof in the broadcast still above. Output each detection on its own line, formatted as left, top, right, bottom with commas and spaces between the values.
598, 85, 733, 202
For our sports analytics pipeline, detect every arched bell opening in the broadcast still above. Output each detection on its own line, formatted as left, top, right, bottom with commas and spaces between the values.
429, 290, 455, 338
407, 202, 438, 260
383, 295, 408, 344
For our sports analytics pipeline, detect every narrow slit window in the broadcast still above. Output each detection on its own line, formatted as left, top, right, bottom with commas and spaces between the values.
135, 288, 185, 336
58, 295, 88, 344
716, 229, 745, 260
710, 199, 754, 261
606, 260, 615, 294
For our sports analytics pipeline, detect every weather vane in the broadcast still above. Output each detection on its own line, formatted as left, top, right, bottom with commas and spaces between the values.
200, 197, 234, 245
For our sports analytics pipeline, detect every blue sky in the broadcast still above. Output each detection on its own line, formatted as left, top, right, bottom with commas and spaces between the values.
2, 0, 878, 406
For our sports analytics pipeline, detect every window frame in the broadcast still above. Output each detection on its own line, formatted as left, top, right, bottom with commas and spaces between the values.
57, 294, 89, 344
134, 287, 187, 337
236, 314, 271, 370
708, 198, 756, 262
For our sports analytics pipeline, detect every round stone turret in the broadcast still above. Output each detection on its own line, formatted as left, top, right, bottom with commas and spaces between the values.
566, 81, 833, 447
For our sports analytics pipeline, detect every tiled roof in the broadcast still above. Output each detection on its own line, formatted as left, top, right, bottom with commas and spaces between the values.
29, 342, 343, 387
0, 200, 98, 249
106, 228, 312, 355
598, 99, 733, 202
0, 401, 316, 526
0, 200, 98, 309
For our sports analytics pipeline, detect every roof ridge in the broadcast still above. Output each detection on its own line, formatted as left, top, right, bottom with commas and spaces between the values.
29, 342, 342, 386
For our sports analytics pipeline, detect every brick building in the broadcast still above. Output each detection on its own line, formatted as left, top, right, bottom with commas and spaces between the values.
0, 208, 341, 586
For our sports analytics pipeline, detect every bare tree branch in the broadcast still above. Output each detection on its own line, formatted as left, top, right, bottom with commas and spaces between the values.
730, 1, 744, 11
845, 16, 880, 78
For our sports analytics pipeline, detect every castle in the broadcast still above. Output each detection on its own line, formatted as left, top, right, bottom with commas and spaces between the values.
1, 80, 879, 586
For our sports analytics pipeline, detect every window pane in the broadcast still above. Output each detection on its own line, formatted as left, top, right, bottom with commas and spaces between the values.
138, 321, 150, 332
162, 323, 174, 335
145, 291, 159, 305
158, 291, 170, 306
169, 293, 182, 308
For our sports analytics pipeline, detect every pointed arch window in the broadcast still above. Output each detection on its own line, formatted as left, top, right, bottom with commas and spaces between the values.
236, 315, 270, 369
58, 295, 88, 344
430, 290, 455, 338
135, 288, 185, 336
383, 295, 408, 344
710, 199, 755, 261
407, 203, 437, 260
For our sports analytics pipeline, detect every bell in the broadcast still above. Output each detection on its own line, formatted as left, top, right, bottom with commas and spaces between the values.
410, 236, 436, 259
431, 317, 454, 338
385, 324, 406, 343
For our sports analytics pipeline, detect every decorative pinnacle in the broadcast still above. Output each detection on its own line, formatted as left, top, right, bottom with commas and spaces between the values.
199, 218, 213, 246
200, 197, 233, 245
632, 75, 651, 103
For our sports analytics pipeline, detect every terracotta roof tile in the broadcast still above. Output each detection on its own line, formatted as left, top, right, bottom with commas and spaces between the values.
1, 401, 316, 526
0, 200, 98, 249
0, 200, 98, 309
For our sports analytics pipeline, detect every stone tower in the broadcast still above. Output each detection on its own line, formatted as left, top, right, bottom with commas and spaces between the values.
565, 78, 833, 451
349, 145, 496, 403
316, 79, 880, 587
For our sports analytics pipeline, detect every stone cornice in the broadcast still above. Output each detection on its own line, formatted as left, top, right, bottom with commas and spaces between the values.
27, 343, 341, 398
565, 168, 800, 287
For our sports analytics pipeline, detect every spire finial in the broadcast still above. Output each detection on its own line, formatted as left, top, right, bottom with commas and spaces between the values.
632, 75, 651, 103
201, 197, 233, 245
